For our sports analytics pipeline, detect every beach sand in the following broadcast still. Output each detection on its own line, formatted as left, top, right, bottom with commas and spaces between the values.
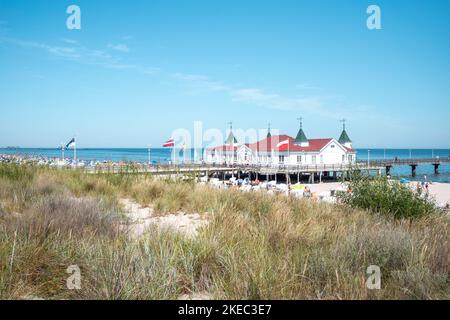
302, 181, 450, 207
120, 198, 208, 238
425, 182, 450, 206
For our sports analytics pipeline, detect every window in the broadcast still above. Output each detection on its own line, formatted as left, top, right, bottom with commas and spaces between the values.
312, 155, 316, 164
320, 155, 323, 164
297, 155, 302, 163
349, 155, 353, 162
279, 155, 285, 163
342, 155, 345, 162
234, 153, 237, 161
330, 144, 335, 148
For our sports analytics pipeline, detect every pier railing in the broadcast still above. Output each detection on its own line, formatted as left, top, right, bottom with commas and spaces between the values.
357, 157, 450, 166
2, 154, 449, 175
86, 162, 383, 174
85, 157, 450, 175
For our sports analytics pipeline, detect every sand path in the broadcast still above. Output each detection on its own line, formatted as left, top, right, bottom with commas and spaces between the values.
120, 199, 208, 238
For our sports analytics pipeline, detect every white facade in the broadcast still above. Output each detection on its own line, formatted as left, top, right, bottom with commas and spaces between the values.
206, 138, 356, 166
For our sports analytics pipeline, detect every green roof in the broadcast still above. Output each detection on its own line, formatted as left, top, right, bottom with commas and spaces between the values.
225, 131, 238, 144
295, 128, 308, 144
338, 129, 352, 144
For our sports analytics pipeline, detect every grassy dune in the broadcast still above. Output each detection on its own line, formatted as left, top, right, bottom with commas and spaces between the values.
0, 164, 448, 299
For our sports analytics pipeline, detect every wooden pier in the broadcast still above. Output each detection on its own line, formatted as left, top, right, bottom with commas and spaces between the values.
88, 157, 449, 183
363, 157, 450, 176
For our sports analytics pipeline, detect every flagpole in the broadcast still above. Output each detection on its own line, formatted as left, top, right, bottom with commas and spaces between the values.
172, 146, 175, 166
287, 139, 290, 193
148, 144, 151, 166
74, 137, 77, 166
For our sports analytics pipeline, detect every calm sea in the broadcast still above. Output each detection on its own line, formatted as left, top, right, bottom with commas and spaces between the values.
1, 148, 450, 183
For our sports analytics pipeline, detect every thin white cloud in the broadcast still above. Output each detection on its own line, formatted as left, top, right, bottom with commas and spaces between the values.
172, 72, 229, 92
231, 88, 323, 112
2, 35, 397, 129
295, 83, 322, 91
3, 37, 159, 75
8, 38, 81, 59
61, 38, 78, 44
170, 72, 406, 132
108, 43, 130, 53
172, 72, 332, 115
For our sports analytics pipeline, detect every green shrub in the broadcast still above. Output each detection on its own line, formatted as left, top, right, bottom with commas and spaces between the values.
337, 174, 438, 219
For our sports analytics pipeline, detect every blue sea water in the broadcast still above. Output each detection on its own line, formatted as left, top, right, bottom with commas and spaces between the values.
1, 148, 450, 183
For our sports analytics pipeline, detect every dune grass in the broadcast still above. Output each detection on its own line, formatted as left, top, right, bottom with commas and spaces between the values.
0, 163, 448, 300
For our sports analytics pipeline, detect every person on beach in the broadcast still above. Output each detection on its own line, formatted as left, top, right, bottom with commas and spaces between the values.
303, 186, 311, 198
416, 182, 422, 195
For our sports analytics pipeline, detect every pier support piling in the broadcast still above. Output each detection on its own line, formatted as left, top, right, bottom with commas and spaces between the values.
433, 163, 440, 174
410, 165, 417, 177
386, 165, 392, 176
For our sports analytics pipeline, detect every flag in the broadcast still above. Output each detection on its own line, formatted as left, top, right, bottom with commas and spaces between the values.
163, 139, 175, 148
179, 143, 186, 157
276, 139, 289, 148
65, 138, 76, 149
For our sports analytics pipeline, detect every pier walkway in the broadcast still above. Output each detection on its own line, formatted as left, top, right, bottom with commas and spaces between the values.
363, 157, 450, 176
86, 157, 450, 175
88, 157, 450, 183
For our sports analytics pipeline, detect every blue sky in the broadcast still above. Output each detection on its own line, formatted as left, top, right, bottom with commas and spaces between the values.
0, 0, 449, 148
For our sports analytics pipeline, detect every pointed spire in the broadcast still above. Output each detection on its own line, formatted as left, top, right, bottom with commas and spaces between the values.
338, 119, 352, 144
295, 117, 308, 145
225, 121, 238, 145
267, 122, 271, 138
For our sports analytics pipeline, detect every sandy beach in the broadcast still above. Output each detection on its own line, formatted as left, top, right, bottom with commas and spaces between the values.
424, 182, 450, 206
301, 181, 450, 207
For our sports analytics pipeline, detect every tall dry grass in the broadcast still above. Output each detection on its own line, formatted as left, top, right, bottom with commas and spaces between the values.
0, 163, 448, 299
